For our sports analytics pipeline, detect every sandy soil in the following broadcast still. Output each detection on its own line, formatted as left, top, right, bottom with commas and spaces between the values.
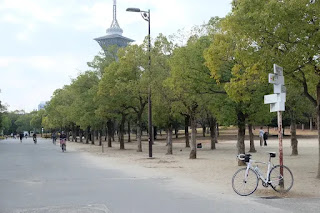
67, 128, 320, 198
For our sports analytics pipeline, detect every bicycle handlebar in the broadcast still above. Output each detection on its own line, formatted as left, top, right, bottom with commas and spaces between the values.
237, 154, 246, 161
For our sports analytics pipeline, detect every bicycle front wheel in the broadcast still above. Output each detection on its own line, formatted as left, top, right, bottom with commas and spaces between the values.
269, 165, 293, 193
232, 168, 259, 196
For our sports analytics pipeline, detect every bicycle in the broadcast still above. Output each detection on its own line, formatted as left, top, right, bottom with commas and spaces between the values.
232, 152, 293, 196
60, 138, 66, 152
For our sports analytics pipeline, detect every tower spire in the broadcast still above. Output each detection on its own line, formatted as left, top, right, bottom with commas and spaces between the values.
113, 0, 117, 21
106, 0, 123, 35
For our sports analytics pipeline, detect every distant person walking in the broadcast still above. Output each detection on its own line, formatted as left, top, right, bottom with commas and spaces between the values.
259, 127, 265, 147
19, 133, 24, 143
263, 132, 268, 146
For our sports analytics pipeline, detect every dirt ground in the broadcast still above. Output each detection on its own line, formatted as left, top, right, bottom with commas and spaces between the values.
67, 127, 320, 198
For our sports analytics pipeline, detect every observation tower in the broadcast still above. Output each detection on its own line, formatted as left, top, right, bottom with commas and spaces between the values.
94, 0, 134, 50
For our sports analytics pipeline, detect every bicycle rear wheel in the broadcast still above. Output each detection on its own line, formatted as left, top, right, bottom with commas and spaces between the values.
232, 168, 259, 196
269, 165, 293, 193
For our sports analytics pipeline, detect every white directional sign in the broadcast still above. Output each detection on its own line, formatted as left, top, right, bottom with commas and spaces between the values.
268, 73, 277, 84
270, 101, 285, 112
264, 93, 286, 104
274, 84, 287, 94
264, 94, 278, 104
274, 64, 283, 76
264, 64, 286, 112
269, 73, 284, 85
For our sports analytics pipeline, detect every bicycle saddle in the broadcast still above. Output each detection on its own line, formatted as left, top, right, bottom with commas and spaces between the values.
269, 152, 276, 158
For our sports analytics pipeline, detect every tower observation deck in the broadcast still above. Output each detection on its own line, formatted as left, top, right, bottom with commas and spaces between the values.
94, 0, 134, 50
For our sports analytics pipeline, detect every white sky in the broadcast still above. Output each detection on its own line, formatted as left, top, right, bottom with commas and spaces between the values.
0, 0, 232, 112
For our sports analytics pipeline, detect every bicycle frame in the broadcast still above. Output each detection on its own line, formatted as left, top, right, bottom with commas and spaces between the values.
245, 157, 274, 184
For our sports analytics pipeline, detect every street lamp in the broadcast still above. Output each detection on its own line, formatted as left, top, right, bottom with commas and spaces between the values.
126, 7, 153, 158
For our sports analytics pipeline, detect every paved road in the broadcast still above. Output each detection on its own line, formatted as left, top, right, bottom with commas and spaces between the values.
0, 138, 319, 213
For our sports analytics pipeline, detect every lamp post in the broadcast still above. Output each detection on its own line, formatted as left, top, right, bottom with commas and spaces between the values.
126, 7, 153, 158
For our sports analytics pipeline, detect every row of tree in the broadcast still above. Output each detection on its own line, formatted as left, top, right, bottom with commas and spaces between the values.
0, 110, 44, 136
1, 0, 319, 177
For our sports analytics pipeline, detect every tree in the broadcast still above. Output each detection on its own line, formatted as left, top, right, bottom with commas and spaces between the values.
15, 113, 33, 133
30, 110, 46, 133
0, 99, 6, 135
152, 34, 180, 155
1, 114, 10, 135
205, 29, 270, 165
68, 71, 101, 144
168, 33, 223, 159
226, 0, 320, 175
45, 86, 74, 131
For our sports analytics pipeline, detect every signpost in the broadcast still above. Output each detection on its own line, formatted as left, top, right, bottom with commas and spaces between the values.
264, 64, 286, 178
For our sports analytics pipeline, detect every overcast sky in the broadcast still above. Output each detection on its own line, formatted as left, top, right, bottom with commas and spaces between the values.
0, 0, 232, 112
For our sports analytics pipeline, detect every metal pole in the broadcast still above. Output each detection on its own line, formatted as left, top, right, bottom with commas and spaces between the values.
277, 111, 284, 177
148, 10, 152, 158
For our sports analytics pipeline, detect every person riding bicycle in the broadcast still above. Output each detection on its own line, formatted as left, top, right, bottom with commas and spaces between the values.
32, 133, 37, 143
52, 132, 57, 144
60, 131, 67, 144
60, 131, 66, 140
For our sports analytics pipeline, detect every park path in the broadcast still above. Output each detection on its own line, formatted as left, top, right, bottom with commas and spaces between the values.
0, 137, 318, 213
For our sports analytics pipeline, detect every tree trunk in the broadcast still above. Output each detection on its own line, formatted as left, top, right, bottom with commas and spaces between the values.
91, 130, 95, 145
167, 126, 173, 155
137, 116, 142, 152
237, 111, 246, 166
71, 126, 75, 142
316, 82, 320, 178
185, 115, 190, 148
111, 124, 115, 142
80, 129, 83, 143
66, 130, 70, 141
154, 126, 157, 140
86, 127, 89, 144
217, 123, 220, 136
310, 117, 313, 131
290, 118, 298, 156
128, 120, 131, 142
175, 127, 178, 138
119, 115, 126, 150
118, 129, 121, 145
104, 126, 107, 141
248, 124, 256, 153
189, 113, 197, 159
107, 120, 112, 147
99, 130, 102, 146
209, 116, 217, 150
202, 124, 206, 137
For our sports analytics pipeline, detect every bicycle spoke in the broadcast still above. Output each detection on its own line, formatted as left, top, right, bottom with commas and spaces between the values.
269, 165, 293, 193
232, 168, 258, 196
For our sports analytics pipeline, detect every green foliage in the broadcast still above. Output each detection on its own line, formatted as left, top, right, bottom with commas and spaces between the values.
45, 86, 73, 129
30, 110, 46, 132
97, 44, 149, 124
226, 0, 320, 102
15, 113, 33, 133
